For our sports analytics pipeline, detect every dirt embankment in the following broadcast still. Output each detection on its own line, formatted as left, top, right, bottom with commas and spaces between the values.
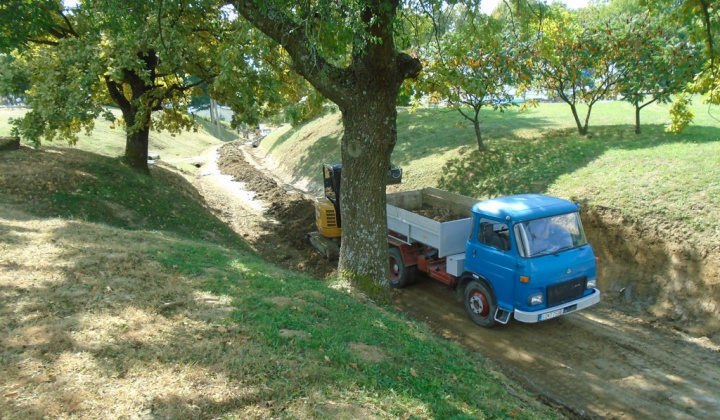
583, 207, 720, 337
200, 143, 337, 280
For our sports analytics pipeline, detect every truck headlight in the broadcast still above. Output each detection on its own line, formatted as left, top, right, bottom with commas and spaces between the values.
527, 293, 544, 306
587, 278, 597, 289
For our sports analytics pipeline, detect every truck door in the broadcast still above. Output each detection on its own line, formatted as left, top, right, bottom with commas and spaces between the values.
467, 219, 516, 309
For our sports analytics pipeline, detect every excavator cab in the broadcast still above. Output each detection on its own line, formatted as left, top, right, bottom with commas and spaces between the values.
308, 163, 402, 259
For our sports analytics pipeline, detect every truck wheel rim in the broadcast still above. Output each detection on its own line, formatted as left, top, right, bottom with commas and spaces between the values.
389, 258, 400, 280
468, 289, 489, 317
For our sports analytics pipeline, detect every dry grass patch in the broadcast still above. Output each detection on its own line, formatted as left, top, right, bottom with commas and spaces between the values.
0, 209, 266, 419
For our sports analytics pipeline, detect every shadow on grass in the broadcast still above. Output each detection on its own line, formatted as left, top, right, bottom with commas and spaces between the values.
263, 119, 318, 155
437, 123, 720, 199
0, 215, 547, 419
0, 148, 246, 250
194, 117, 240, 142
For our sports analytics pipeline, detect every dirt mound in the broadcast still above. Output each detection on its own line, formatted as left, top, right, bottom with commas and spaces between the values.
215, 143, 336, 279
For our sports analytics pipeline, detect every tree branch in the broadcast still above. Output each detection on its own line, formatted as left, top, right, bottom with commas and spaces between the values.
28, 38, 59, 46
230, 0, 348, 103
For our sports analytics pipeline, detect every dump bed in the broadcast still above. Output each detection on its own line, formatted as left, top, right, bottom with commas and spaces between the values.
386, 187, 478, 257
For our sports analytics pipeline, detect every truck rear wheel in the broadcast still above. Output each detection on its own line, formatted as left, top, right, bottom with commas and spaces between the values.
389, 247, 417, 288
464, 280, 497, 328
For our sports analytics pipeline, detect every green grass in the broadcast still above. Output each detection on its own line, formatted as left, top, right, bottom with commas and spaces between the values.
152, 239, 552, 419
260, 99, 720, 244
0, 147, 246, 249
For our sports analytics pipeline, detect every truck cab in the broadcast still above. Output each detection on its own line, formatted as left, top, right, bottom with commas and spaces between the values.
462, 194, 600, 326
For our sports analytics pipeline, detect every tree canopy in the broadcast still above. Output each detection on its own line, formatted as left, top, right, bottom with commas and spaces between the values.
0, 0, 282, 172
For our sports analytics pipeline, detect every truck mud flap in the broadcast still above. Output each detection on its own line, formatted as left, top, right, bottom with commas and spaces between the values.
494, 308, 511, 324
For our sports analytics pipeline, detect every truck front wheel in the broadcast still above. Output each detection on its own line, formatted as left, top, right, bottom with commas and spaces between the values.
464, 280, 497, 328
389, 247, 417, 288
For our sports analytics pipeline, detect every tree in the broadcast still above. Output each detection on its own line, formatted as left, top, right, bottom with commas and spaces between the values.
422, 10, 530, 150
652, 0, 720, 106
529, 7, 621, 135
0, 53, 29, 106
0, 0, 265, 173
230, 0, 424, 300
613, 13, 702, 134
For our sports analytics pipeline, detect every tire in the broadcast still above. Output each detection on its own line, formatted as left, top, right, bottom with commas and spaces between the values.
464, 280, 497, 328
388, 247, 417, 288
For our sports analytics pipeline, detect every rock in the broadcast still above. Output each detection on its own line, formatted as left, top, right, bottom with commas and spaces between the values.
0, 136, 20, 151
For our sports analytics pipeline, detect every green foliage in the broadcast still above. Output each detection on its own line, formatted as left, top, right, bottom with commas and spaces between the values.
527, 9, 624, 134
0, 0, 293, 171
611, 12, 703, 132
644, 0, 720, 105
417, 7, 529, 150
665, 95, 695, 133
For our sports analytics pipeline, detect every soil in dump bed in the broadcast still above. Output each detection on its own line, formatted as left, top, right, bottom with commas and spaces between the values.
412, 204, 467, 222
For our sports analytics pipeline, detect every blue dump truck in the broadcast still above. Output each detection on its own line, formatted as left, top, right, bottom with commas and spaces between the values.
386, 188, 600, 327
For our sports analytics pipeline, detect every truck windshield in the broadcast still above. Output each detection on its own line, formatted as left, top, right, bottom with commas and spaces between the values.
514, 212, 588, 258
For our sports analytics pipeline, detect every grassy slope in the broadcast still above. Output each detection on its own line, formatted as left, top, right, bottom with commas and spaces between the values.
0, 108, 233, 172
0, 112, 558, 418
259, 100, 720, 245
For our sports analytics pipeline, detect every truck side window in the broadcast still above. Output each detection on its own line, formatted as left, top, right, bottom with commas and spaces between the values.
479, 221, 510, 251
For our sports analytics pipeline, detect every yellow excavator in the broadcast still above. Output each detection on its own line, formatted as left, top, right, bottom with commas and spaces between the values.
306, 163, 403, 259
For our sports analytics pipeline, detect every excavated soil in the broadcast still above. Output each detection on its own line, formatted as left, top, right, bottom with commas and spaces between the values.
193, 142, 337, 280
189, 140, 720, 420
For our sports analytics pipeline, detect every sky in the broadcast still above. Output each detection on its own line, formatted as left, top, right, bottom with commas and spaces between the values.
481, 0, 590, 15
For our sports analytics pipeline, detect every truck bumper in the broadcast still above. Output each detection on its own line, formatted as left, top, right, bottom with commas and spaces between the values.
513, 289, 600, 323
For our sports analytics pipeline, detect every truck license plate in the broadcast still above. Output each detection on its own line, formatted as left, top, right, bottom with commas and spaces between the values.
540, 308, 564, 321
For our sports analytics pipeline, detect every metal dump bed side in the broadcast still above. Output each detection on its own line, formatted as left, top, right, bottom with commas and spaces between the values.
386, 188, 477, 257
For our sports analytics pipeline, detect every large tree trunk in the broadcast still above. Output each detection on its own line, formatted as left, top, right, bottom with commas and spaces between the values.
124, 126, 150, 174
337, 89, 398, 302
104, 69, 153, 174
635, 104, 642, 135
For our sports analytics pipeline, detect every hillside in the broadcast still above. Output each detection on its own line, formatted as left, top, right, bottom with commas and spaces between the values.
255, 101, 720, 337
0, 115, 560, 419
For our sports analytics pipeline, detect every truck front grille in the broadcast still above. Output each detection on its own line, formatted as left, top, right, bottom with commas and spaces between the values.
547, 277, 587, 307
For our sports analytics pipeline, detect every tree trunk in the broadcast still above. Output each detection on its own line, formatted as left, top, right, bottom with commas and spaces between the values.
115, 99, 150, 174
337, 92, 397, 302
124, 126, 150, 174
456, 105, 484, 151
104, 70, 153, 174
473, 105, 484, 151
473, 119, 484, 151
569, 103, 586, 135
635, 104, 642, 135
583, 104, 594, 135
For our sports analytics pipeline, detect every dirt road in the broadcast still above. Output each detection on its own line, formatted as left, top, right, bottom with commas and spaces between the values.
189, 141, 720, 420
